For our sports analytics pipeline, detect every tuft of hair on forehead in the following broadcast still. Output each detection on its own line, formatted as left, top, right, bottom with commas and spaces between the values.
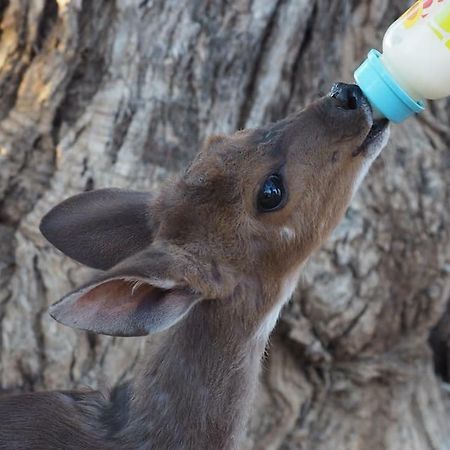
179, 154, 240, 209
204, 134, 228, 148
184, 134, 243, 183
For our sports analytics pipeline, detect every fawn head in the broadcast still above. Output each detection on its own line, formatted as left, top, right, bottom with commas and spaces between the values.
41, 84, 389, 337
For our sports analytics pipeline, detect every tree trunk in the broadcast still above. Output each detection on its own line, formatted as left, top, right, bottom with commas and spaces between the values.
0, 1, 449, 449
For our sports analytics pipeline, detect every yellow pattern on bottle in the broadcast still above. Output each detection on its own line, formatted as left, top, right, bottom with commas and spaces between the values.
429, 3, 450, 51
402, 1, 422, 29
430, 23, 445, 38
435, 3, 450, 32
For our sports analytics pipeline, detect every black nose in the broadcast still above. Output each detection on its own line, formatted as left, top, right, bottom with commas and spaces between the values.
330, 83, 365, 110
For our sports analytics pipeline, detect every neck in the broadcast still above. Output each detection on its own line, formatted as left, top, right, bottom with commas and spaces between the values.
115, 286, 272, 450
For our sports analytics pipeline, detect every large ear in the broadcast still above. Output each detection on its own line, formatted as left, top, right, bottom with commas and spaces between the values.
40, 189, 156, 270
49, 278, 200, 337
48, 244, 237, 337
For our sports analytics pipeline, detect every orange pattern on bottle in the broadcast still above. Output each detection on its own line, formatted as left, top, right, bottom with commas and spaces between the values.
401, 0, 450, 51
402, 1, 423, 28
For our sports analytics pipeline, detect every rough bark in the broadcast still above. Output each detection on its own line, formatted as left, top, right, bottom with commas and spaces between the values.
0, 1, 449, 449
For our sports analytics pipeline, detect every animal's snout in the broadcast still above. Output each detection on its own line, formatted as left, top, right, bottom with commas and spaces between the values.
330, 83, 366, 111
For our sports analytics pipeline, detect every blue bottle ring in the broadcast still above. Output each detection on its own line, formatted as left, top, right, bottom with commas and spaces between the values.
354, 49, 425, 123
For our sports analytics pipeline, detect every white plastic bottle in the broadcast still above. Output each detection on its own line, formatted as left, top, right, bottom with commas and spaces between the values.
354, 0, 450, 122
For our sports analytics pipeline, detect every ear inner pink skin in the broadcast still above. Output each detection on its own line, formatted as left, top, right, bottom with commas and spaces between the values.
50, 278, 201, 337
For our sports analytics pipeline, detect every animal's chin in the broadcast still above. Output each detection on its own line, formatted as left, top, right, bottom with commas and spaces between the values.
352, 118, 390, 158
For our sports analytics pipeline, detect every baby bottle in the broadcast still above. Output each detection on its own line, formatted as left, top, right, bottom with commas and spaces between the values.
354, 0, 450, 122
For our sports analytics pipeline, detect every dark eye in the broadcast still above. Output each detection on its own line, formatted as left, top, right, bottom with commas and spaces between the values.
257, 174, 285, 212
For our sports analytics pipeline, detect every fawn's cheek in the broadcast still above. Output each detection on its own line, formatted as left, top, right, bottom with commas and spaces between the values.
279, 226, 296, 242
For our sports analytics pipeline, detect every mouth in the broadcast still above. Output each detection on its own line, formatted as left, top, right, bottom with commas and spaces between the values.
352, 118, 390, 158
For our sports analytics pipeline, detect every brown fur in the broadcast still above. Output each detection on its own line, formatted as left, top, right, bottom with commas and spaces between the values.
0, 87, 389, 449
